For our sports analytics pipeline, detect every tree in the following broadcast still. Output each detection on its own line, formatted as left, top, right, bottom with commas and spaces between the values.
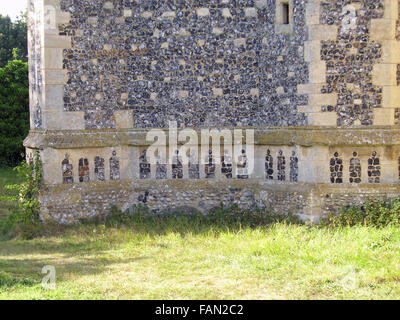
0, 59, 29, 166
0, 14, 27, 68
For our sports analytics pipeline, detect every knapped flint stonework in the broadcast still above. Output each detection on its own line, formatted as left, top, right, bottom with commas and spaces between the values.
320, 0, 384, 126
59, 0, 309, 129
25, 0, 400, 224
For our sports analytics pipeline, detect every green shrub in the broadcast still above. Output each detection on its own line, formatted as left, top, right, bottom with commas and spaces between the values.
0, 58, 29, 166
0, 153, 43, 240
321, 198, 400, 228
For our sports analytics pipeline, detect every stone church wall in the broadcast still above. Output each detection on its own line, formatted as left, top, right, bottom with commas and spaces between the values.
25, 0, 400, 223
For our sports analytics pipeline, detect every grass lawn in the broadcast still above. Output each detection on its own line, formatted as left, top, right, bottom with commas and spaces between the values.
0, 223, 400, 300
1, 168, 400, 300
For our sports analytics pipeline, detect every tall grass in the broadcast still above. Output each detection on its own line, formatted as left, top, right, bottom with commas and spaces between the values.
0, 167, 22, 224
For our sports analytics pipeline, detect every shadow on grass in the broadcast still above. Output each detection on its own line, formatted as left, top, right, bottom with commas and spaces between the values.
0, 224, 152, 289
2, 204, 303, 243
0, 255, 150, 290
0, 204, 302, 290
0, 237, 111, 256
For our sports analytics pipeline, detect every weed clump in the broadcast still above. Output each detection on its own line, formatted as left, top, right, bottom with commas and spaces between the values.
100, 204, 302, 235
0, 152, 42, 240
321, 198, 400, 228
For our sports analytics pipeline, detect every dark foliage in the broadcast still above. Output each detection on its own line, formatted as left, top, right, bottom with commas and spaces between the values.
0, 14, 27, 67
321, 198, 400, 228
0, 59, 29, 166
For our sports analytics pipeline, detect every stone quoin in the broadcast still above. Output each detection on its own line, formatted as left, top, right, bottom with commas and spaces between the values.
25, 0, 400, 224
